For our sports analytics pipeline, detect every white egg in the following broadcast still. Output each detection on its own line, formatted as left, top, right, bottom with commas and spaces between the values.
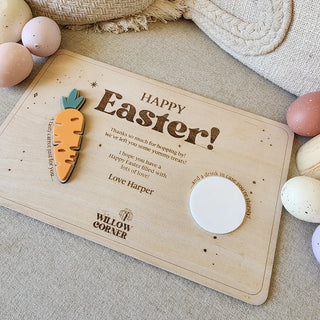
281, 176, 320, 223
0, 0, 32, 43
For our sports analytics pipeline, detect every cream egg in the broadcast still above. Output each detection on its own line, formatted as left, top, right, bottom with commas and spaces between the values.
296, 134, 320, 179
0, 42, 33, 87
22, 16, 61, 57
0, 0, 32, 43
281, 176, 320, 223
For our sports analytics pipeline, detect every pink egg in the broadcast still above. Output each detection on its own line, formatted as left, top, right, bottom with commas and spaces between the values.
0, 42, 33, 87
312, 225, 320, 264
286, 92, 320, 136
21, 16, 61, 57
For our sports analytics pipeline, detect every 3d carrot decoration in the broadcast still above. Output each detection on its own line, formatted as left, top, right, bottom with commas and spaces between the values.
53, 89, 86, 183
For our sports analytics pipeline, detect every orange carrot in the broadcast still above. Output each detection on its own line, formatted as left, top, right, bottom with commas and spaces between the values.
53, 89, 85, 183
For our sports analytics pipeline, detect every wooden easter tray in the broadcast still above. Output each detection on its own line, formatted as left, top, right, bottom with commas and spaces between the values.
0, 50, 294, 305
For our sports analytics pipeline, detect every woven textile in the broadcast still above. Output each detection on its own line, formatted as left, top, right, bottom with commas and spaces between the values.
24, 0, 319, 96
185, 0, 292, 56
25, 0, 155, 24
185, 0, 320, 96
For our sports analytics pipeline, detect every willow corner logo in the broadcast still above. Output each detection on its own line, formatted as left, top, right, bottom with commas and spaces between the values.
92, 210, 133, 240
119, 208, 133, 222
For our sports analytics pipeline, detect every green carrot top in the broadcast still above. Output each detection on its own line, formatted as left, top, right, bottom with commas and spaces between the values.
62, 88, 85, 110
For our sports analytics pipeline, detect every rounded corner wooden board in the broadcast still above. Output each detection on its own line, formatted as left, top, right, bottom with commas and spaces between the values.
0, 50, 294, 305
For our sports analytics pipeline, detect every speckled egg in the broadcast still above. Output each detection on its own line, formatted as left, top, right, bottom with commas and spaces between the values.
21, 16, 61, 57
0, 0, 32, 43
312, 225, 320, 263
296, 134, 320, 179
0, 42, 33, 87
286, 92, 320, 137
281, 176, 320, 223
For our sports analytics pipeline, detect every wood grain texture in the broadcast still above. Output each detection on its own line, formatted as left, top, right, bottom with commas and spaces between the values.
0, 50, 294, 305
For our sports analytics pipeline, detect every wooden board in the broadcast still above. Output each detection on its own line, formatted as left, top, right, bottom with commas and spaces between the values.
0, 50, 294, 305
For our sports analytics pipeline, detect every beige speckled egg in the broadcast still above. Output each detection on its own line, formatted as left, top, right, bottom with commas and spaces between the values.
296, 134, 320, 179
281, 176, 320, 223
0, 42, 33, 87
21, 16, 61, 57
0, 0, 32, 44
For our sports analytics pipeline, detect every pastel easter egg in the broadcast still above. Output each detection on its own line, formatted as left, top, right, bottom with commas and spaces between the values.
296, 134, 320, 179
22, 16, 61, 57
281, 176, 320, 223
312, 225, 320, 263
0, 42, 33, 87
286, 92, 320, 137
0, 0, 32, 43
